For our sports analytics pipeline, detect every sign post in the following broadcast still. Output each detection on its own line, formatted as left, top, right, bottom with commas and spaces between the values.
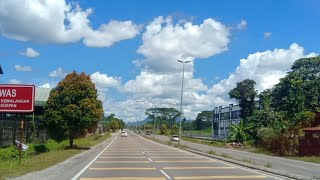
0, 84, 35, 162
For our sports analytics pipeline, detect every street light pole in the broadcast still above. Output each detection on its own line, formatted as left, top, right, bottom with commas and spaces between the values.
177, 59, 191, 145
137, 100, 148, 132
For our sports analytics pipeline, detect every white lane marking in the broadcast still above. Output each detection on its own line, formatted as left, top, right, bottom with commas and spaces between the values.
160, 170, 172, 180
71, 135, 118, 180
148, 157, 153, 162
135, 133, 287, 180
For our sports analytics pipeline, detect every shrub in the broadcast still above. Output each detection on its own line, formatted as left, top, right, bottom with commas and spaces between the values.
0, 146, 19, 161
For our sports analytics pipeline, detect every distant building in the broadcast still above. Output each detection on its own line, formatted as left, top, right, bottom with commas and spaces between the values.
212, 104, 241, 140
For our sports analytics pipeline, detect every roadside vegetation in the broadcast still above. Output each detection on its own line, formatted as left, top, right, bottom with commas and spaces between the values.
0, 133, 110, 180
136, 56, 320, 162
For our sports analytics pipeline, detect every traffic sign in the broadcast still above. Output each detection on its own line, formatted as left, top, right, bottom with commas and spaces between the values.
0, 84, 35, 113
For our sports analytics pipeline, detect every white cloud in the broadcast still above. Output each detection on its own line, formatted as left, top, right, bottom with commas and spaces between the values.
21, 48, 39, 58
118, 43, 318, 122
114, 16, 231, 120
138, 16, 230, 73
90, 72, 121, 88
264, 32, 272, 38
49, 67, 67, 78
83, 20, 140, 47
0, 0, 140, 47
207, 43, 318, 104
90, 72, 121, 103
14, 64, 32, 72
236, 20, 247, 30
9, 79, 21, 84
39, 83, 51, 88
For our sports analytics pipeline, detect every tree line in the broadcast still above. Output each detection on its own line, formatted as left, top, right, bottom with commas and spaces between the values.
228, 56, 320, 155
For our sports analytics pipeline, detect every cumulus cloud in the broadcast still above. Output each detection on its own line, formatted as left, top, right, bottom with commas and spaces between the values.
39, 83, 51, 88
0, 0, 140, 47
14, 64, 32, 72
90, 72, 121, 102
117, 16, 231, 120
137, 16, 230, 73
21, 48, 39, 58
264, 32, 272, 38
49, 67, 67, 78
120, 43, 317, 122
9, 79, 21, 84
236, 20, 247, 30
207, 43, 318, 104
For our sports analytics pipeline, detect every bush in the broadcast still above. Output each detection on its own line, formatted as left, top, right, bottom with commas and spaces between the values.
44, 139, 65, 151
160, 124, 168, 135
0, 146, 19, 161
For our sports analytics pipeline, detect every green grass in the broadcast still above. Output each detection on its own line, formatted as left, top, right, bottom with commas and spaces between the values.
264, 162, 272, 168
181, 137, 225, 148
207, 150, 216, 155
0, 133, 111, 180
288, 156, 320, 164
242, 158, 256, 165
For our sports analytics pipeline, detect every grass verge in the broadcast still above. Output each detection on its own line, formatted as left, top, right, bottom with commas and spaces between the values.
181, 136, 225, 148
288, 156, 320, 164
0, 133, 110, 180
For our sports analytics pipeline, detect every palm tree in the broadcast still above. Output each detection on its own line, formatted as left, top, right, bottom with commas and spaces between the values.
228, 120, 251, 143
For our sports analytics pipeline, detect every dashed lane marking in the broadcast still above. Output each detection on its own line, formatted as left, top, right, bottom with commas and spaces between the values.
80, 178, 166, 180
155, 160, 216, 162
89, 167, 157, 170
174, 175, 268, 179
160, 170, 172, 180
99, 157, 146, 159
95, 161, 150, 163
163, 166, 236, 170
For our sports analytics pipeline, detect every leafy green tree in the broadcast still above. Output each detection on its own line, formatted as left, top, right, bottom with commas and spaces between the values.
228, 121, 251, 143
45, 72, 103, 148
146, 108, 180, 128
160, 124, 168, 135
272, 56, 320, 116
171, 124, 179, 135
229, 79, 257, 124
195, 111, 213, 130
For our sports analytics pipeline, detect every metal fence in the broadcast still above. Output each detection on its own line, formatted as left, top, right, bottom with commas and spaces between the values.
0, 118, 48, 148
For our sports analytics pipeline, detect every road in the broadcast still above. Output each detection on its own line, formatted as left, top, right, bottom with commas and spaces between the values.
72, 132, 288, 180
152, 134, 320, 179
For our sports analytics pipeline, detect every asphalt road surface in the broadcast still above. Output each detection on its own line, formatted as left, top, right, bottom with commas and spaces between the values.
72, 132, 288, 180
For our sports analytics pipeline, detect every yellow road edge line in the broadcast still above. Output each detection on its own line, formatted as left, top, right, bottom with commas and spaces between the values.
99, 157, 146, 158
151, 157, 202, 158
174, 175, 268, 179
95, 161, 150, 163
155, 161, 216, 162
80, 178, 166, 180
163, 166, 236, 170
89, 168, 157, 170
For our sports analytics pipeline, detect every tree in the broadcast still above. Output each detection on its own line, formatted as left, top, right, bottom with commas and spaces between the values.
103, 114, 125, 132
146, 108, 180, 128
228, 121, 251, 143
45, 71, 103, 148
272, 56, 320, 117
171, 124, 179, 135
160, 124, 168, 135
195, 111, 213, 130
229, 79, 257, 122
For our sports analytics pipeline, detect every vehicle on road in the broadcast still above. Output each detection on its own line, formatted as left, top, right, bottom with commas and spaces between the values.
146, 131, 152, 135
121, 131, 128, 137
170, 135, 179, 141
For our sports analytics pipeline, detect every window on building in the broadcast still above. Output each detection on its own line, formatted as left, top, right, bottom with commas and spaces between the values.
231, 110, 240, 119
220, 121, 224, 128
220, 112, 230, 120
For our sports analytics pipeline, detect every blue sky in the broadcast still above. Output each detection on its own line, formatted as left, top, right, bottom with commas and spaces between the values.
0, 0, 319, 122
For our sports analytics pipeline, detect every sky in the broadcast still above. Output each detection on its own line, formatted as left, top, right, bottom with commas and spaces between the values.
0, 0, 319, 122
